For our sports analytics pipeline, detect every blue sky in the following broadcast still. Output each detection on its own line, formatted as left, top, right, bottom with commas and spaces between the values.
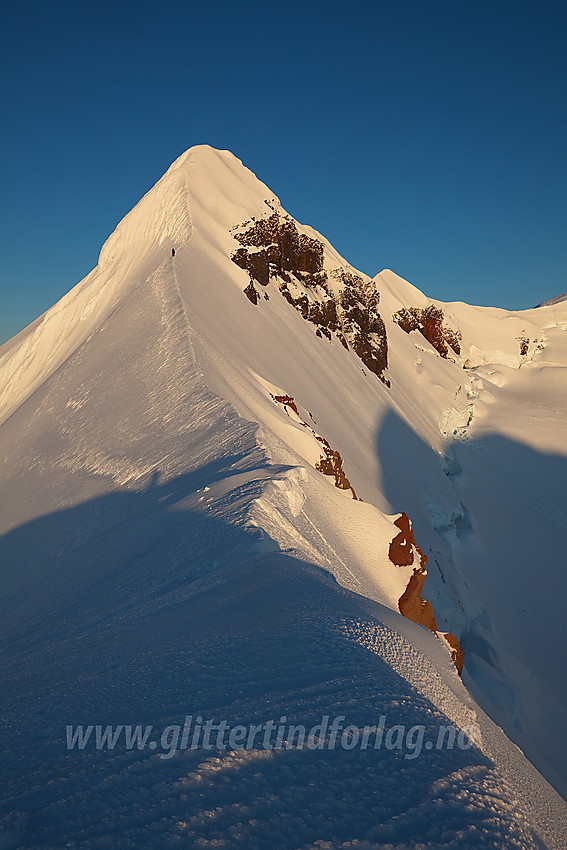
1, 0, 566, 343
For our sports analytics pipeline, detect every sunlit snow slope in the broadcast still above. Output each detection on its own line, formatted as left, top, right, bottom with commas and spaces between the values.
0, 145, 566, 849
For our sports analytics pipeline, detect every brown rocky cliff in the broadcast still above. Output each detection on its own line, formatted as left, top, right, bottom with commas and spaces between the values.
393, 305, 461, 358
443, 632, 464, 675
230, 209, 389, 384
388, 512, 463, 674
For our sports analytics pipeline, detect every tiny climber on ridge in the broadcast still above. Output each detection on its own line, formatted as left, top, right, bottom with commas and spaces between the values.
171, 248, 175, 257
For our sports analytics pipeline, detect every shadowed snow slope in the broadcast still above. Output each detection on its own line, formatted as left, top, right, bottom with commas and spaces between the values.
0, 145, 566, 848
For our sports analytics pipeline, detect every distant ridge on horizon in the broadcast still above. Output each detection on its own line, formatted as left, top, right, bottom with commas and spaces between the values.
535, 291, 567, 307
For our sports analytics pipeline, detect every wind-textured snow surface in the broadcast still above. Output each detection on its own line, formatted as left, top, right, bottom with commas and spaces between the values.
0, 145, 566, 849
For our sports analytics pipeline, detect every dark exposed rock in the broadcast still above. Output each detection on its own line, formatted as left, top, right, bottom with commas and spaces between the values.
388, 512, 417, 567
243, 282, 259, 305
234, 212, 279, 249
394, 309, 420, 334
270, 392, 357, 499
315, 436, 357, 499
518, 336, 529, 356
247, 251, 271, 287
278, 280, 296, 306
393, 305, 462, 358
443, 327, 462, 356
231, 247, 270, 287
271, 394, 299, 416
232, 212, 324, 276
398, 568, 438, 633
231, 207, 389, 383
444, 632, 464, 675
232, 247, 249, 271
389, 513, 437, 632
336, 270, 389, 381
295, 294, 310, 319
388, 512, 463, 674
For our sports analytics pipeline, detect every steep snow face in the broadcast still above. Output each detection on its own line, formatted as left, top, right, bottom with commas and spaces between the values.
1, 145, 566, 846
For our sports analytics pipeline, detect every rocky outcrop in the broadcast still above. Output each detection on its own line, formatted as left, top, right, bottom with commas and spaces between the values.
270, 392, 357, 499
233, 247, 271, 288
243, 282, 259, 304
443, 631, 464, 675
398, 568, 438, 633
334, 270, 389, 381
393, 305, 462, 358
231, 207, 389, 384
314, 436, 357, 498
388, 511, 418, 567
231, 210, 325, 291
389, 513, 437, 631
232, 211, 325, 274
272, 394, 299, 415
388, 512, 463, 674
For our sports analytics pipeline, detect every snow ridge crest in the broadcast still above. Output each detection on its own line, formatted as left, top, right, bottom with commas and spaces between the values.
98, 168, 193, 270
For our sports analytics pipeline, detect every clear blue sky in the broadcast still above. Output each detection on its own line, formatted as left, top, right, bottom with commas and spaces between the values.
1, 0, 566, 343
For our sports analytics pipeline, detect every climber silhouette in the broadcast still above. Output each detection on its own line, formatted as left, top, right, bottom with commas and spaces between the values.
172, 248, 175, 257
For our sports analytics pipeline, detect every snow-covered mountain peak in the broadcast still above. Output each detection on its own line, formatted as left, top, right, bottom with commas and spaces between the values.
97, 144, 278, 272
164, 143, 263, 187
1, 146, 567, 846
